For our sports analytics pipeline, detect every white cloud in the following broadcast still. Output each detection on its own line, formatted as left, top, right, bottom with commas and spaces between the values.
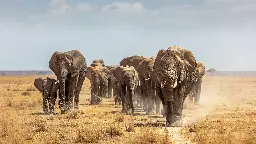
49, 0, 71, 15
101, 2, 146, 13
75, 3, 93, 12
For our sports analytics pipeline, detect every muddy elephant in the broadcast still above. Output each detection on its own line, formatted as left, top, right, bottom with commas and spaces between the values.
188, 62, 205, 104
106, 65, 119, 98
34, 77, 59, 114
49, 50, 87, 114
120, 55, 161, 114
86, 64, 109, 104
154, 45, 199, 127
90, 59, 105, 67
112, 66, 139, 115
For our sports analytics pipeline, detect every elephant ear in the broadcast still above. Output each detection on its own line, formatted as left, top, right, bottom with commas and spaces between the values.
49, 51, 61, 75
34, 78, 44, 93
86, 66, 93, 80
197, 62, 205, 77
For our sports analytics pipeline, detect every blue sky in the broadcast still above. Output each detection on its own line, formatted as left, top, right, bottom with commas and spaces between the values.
0, 0, 256, 71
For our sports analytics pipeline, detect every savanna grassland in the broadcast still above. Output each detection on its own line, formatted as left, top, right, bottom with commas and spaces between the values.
0, 76, 255, 144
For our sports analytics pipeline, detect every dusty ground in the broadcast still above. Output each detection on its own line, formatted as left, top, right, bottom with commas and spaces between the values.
0, 76, 255, 144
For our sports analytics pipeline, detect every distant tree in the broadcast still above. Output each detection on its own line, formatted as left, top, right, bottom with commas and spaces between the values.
207, 68, 216, 76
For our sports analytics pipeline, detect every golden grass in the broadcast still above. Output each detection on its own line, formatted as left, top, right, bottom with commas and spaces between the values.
0, 76, 171, 144
0, 75, 255, 144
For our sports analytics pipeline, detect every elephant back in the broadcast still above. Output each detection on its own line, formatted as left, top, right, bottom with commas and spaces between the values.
120, 55, 143, 70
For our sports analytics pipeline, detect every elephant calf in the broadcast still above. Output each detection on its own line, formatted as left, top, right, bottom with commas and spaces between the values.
34, 77, 59, 114
112, 66, 139, 115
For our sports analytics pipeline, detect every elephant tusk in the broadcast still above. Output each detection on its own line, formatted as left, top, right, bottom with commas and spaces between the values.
172, 80, 178, 88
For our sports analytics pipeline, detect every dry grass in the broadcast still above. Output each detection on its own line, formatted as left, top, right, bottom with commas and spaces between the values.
0, 75, 255, 144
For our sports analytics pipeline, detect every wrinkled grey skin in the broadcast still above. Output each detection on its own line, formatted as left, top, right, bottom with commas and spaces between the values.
106, 65, 119, 98
34, 77, 59, 114
189, 62, 206, 104
49, 50, 87, 114
112, 66, 139, 115
86, 64, 109, 104
120, 56, 161, 114
154, 46, 199, 127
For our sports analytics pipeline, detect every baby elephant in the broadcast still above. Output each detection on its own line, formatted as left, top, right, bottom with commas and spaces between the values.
34, 77, 59, 114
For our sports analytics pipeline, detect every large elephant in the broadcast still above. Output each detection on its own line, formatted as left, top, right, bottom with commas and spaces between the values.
112, 66, 139, 115
188, 62, 205, 104
34, 77, 59, 114
86, 64, 109, 104
120, 55, 161, 114
49, 50, 87, 114
154, 45, 199, 127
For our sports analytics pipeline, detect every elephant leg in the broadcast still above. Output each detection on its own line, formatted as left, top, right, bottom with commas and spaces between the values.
155, 92, 161, 115
49, 92, 57, 114
194, 82, 202, 105
138, 86, 143, 107
42, 91, 49, 114
67, 72, 79, 111
156, 84, 165, 116
99, 85, 103, 98
169, 87, 186, 127
65, 77, 70, 111
108, 78, 112, 97
140, 84, 147, 111
90, 85, 95, 104
127, 87, 134, 114
121, 85, 129, 114
74, 71, 86, 109
146, 80, 155, 115
58, 77, 67, 114
103, 83, 108, 98
116, 87, 122, 105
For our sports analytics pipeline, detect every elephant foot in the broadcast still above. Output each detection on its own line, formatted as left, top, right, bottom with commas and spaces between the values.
166, 115, 183, 127
146, 109, 156, 115
49, 111, 56, 115
43, 110, 49, 115
61, 110, 66, 114
122, 108, 133, 115
74, 105, 79, 109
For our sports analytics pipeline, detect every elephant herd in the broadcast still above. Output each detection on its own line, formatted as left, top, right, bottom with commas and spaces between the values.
34, 46, 205, 127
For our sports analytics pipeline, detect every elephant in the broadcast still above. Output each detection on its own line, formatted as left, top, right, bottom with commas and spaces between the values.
188, 62, 206, 104
120, 55, 161, 114
49, 50, 87, 114
154, 45, 199, 127
106, 65, 119, 98
111, 66, 139, 115
34, 77, 59, 114
90, 59, 105, 67
86, 64, 109, 104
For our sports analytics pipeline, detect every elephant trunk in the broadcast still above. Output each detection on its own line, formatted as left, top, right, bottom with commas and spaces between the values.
59, 68, 68, 113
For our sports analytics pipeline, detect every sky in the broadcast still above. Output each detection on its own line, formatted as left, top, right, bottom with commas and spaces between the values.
0, 0, 256, 71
